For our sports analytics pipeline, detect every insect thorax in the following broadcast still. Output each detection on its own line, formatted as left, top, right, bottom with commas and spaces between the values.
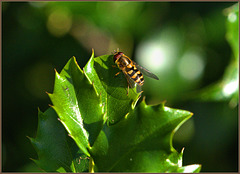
118, 56, 131, 67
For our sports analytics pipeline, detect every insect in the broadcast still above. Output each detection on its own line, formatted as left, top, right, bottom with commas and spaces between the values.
113, 51, 159, 94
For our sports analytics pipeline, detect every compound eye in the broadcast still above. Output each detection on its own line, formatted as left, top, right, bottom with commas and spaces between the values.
113, 52, 123, 62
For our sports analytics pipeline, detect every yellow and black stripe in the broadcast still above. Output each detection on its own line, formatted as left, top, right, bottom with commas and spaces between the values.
126, 66, 144, 86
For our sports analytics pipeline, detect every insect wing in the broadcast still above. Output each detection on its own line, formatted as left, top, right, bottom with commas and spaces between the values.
133, 61, 159, 80
123, 72, 142, 93
136, 83, 142, 93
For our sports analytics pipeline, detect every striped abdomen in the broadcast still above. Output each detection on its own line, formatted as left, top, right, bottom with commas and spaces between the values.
126, 64, 144, 86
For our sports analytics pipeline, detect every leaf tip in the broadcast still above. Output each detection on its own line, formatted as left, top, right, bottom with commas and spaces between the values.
181, 147, 185, 154
54, 68, 61, 77
37, 107, 42, 114
91, 48, 95, 56
29, 157, 37, 162
124, 112, 130, 119
48, 104, 54, 110
131, 95, 142, 109
27, 136, 35, 143
45, 91, 51, 96
161, 100, 167, 105
57, 117, 65, 124
68, 133, 73, 138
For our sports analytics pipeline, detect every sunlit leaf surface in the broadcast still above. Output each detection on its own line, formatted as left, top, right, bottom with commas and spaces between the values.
90, 101, 198, 172
31, 51, 201, 172
30, 108, 89, 172
84, 51, 141, 125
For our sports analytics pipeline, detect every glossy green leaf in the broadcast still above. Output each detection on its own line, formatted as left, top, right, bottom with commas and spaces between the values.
176, 164, 202, 173
84, 52, 141, 125
31, 50, 201, 172
90, 100, 201, 172
48, 56, 104, 156
29, 108, 89, 172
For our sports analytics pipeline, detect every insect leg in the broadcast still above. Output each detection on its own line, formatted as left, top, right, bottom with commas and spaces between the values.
136, 84, 143, 94
123, 73, 133, 95
126, 76, 130, 96
115, 71, 122, 77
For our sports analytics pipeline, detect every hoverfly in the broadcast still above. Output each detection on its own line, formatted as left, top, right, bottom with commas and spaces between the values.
113, 51, 159, 94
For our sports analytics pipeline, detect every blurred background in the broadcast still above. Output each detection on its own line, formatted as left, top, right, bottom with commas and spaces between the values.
2, 2, 238, 172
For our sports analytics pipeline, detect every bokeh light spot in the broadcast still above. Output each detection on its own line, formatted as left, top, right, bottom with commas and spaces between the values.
29, 2, 47, 8
70, 16, 113, 55
223, 80, 238, 97
136, 42, 175, 72
228, 12, 237, 23
178, 50, 205, 81
136, 26, 182, 74
47, 8, 72, 37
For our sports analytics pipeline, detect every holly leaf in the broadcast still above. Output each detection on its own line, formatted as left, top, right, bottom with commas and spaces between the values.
31, 50, 201, 172
84, 51, 141, 125
48, 56, 104, 156
29, 108, 90, 172
90, 100, 201, 172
